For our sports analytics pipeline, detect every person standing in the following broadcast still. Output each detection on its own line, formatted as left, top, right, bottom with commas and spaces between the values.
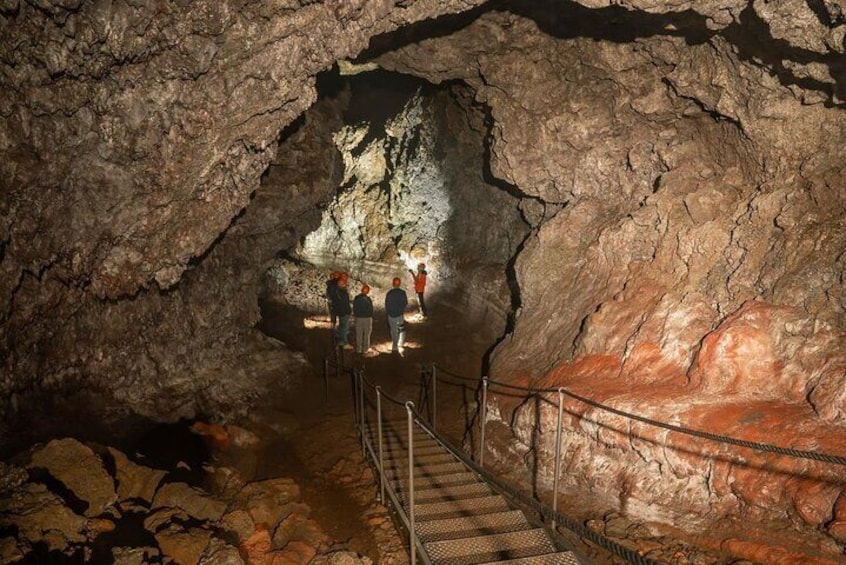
325, 271, 342, 328
333, 273, 353, 349
385, 277, 408, 354
409, 262, 428, 318
353, 284, 374, 354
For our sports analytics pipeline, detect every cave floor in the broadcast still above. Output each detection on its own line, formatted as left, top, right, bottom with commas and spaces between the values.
252, 298, 845, 565
249, 298, 495, 565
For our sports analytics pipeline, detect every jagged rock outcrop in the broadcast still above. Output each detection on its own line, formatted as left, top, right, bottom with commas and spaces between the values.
374, 3, 846, 560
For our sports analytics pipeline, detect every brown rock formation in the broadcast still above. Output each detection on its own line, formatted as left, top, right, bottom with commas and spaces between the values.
2, 0, 846, 560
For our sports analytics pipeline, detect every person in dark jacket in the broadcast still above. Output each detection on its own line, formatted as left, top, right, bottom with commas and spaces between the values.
353, 284, 374, 354
325, 271, 342, 328
384, 277, 408, 354
332, 273, 352, 349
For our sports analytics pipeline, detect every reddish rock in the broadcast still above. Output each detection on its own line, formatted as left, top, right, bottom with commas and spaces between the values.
268, 541, 317, 565
192, 422, 232, 449
240, 524, 272, 565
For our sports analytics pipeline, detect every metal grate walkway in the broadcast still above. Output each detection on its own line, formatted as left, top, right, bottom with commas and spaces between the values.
368, 422, 581, 565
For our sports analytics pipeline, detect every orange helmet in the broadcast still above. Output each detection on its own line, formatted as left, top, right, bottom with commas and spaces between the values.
330, 271, 341, 280
339, 272, 349, 281
418, 262, 426, 270
338, 277, 348, 288
361, 285, 370, 294
392, 277, 401, 287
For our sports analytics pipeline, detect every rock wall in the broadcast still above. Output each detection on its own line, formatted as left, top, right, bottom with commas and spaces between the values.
374, 2, 846, 559
0, 0, 486, 428
275, 77, 527, 327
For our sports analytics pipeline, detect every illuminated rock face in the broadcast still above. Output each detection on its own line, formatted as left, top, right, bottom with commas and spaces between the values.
291, 80, 527, 322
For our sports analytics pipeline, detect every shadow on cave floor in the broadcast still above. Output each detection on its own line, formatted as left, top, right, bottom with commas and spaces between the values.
250, 291, 499, 563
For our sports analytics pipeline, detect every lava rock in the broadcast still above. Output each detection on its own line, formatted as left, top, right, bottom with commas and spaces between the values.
29, 438, 117, 517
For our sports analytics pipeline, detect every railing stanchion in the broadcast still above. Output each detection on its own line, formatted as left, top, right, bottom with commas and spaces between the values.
480, 376, 488, 467
376, 386, 385, 503
358, 370, 365, 457
323, 357, 329, 405
552, 388, 564, 530
406, 402, 417, 565
351, 367, 358, 425
431, 364, 437, 432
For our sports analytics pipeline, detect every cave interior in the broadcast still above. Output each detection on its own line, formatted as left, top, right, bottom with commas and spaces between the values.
1, 1, 845, 564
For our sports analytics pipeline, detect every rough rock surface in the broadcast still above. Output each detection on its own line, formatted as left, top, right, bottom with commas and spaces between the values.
0, 0, 487, 433
28, 438, 116, 517
3, 0, 846, 561
272, 77, 527, 325
1, 433, 368, 564
374, 3, 846, 561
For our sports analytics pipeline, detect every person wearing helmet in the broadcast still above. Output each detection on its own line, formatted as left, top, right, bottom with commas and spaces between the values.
333, 273, 353, 349
325, 271, 342, 328
353, 284, 374, 354
385, 276, 408, 354
409, 262, 428, 318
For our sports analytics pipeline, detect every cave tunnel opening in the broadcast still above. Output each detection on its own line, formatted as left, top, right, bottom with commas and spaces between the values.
256, 64, 528, 382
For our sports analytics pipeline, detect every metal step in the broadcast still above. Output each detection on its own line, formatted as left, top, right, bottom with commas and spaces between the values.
415, 510, 532, 543
383, 451, 457, 465
424, 528, 557, 565
411, 494, 512, 521
477, 552, 582, 565
398, 481, 494, 504
386, 470, 479, 489
385, 460, 468, 478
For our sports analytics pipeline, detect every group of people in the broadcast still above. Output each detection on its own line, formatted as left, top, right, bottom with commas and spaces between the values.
325, 263, 428, 355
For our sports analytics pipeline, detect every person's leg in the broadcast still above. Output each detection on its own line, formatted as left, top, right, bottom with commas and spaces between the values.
354, 317, 364, 352
417, 292, 427, 317
361, 317, 372, 352
338, 315, 350, 345
388, 316, 399, 351
397, 316, 405, 349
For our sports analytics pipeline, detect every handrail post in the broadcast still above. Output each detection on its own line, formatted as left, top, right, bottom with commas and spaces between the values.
358, 370, 365, 457
336, 346, 341, 379
323, 357, 329, 405
376, 386, 385, 503
351, 367, 359, 425
479, 376, 488, 467
552, 388, 564, 530
406, 401, 417, 565
431, 364, 437, 432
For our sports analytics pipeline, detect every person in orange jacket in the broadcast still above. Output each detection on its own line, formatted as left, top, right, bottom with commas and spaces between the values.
409, 262, 428, 318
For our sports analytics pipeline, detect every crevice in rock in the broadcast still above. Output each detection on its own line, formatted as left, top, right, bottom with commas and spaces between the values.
26, 467, 90, 516
720, 4, 846, 106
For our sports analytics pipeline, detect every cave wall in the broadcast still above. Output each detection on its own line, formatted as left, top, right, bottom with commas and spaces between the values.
0, 0, 488, 425
374, 3, 846, 557
275, 78, 527, 328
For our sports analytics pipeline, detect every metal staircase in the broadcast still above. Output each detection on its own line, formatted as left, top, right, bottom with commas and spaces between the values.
368, 421, 581, 565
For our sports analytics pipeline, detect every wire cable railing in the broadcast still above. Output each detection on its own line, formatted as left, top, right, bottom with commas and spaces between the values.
423, 363, 846, 467
353, 367, 663, 565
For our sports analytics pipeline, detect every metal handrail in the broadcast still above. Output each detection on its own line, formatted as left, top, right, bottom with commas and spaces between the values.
428, 363, 846, 467
356, 368, 659, 565
356, 370, 431, 565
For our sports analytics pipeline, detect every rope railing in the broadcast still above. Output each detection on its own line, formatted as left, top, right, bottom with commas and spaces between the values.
427, 363, 846, 467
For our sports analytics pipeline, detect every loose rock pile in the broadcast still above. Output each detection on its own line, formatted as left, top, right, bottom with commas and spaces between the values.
0, 437, 372, 565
